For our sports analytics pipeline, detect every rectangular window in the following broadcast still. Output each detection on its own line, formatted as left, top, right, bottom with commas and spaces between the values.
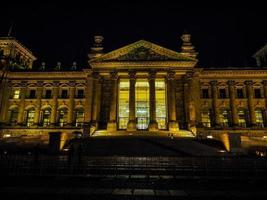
238, 110, 247, 127
135, 80, 150, 130
254, 89, 262, 98
77, 89, 84, 98
201, 111, 211, 127
29, 90, 36, 98
12, 89, 20, 99
219, 89, 226, 99
45, 90, 52, 98
156, 79, 166, 129
118, 80, 129, 129
236, 88, 244, 98
61, 90, 68, 98
201, 89, 209, 98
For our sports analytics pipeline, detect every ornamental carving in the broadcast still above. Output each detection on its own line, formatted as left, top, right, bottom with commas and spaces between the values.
69, 81, 76, 87
114, 46, 177, 61
128, 71, 136, 80
36, 81, 44, 87
167, 71, 175, 80
148, 70, 156, 81
110, 71, 118, 80
52, 81, 60, 87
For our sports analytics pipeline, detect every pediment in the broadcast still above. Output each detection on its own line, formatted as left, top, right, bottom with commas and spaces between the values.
90, 40, 197, 63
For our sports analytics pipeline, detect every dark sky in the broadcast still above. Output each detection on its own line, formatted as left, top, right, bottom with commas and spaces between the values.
1, 1, 267, 69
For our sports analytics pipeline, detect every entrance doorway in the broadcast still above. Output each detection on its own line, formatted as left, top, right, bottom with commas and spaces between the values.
135, 80, 149, 129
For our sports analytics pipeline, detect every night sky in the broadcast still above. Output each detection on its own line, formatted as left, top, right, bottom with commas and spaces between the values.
0, 1, 267, 69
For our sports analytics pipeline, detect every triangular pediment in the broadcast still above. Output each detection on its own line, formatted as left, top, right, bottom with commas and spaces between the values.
90, 40, 197, 63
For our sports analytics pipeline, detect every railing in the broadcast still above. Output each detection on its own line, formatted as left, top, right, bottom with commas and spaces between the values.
1, 154, 267, 178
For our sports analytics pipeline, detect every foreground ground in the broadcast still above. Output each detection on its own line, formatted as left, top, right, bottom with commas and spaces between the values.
0, 136, 267, 199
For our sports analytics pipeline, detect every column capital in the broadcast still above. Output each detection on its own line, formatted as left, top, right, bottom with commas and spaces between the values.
210, 80, 217, 86
148, 70, 156, 81
92, 71, 100, 79
262, 80, 267, 86
245, 80, 253, 86
167, 71, 175, 80
227, 80, 235, 86
128, 71, 136, 80
110, 71, 118, 80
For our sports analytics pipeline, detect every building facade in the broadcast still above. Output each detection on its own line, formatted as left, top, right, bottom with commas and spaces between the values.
1, 34, 267, 147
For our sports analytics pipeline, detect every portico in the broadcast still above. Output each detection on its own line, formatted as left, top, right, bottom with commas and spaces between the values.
88, 38, 198, 134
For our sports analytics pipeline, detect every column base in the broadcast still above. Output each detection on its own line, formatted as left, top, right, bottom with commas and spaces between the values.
168, 121, 179, 132
149, 121, 158, 131
107, 121, 117, 132
90, 121, 98, 135
127, 120, 136, 131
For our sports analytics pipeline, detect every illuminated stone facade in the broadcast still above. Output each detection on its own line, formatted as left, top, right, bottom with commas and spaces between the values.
1, 34, 267, 147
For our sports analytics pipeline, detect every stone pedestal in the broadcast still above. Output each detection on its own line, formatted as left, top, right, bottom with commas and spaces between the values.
168, 121, 179, 132
107, 121, 117, 132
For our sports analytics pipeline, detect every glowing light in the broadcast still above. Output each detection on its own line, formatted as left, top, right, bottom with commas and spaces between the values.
207, 135, 213, 139
3, 134, 11, 138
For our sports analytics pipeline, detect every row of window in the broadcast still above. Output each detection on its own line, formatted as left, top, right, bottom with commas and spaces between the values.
201, 88, 263, 99
11, 89, 85, 99
7, 107, 85, 127
201, 109, 265, 128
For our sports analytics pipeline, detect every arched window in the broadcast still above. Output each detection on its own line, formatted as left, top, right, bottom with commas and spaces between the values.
238, 109, 247, 127
219, 109, 229, 127
7, 107, 18, 125
255, 109, 264, 127
75, 108, 84, 127
25, 108, 35, 127
58, 107, 68, 127
201, 110, 211, 127
41, 108, 51, 127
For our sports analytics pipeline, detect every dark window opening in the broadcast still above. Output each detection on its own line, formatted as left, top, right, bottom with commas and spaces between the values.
61, 90, 68, 98
219, 89, 227, 99
254, 89, 262, 98
45, 90, 52, 98
77, 89, 84, 98
236, 88, 244, 98
202, 89, 209, 98
29, 90, 36, 98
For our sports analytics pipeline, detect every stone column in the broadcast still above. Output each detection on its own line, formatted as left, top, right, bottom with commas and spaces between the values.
127, 71, 137, 131
263, 80, 267, 127
51, 81, 60, 125
228, 80, 238, 127
211, 80, 220, 127
68, 81, 76, 126
84, 73, 93, 136
148, 70, 158, 131
17, 81, 27, 125
167, 71, 179, 132
245, 80, 256, 126
91, 72, 102, 131
1, 81, 12, 123
34, 81, 43, 125
189, 71, 202, 126
107, 71, 118, 132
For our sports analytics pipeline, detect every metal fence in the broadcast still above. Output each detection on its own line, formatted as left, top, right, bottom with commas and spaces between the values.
1, 154, 267, 179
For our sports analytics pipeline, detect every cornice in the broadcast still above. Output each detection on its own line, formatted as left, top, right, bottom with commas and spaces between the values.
7, 71, 87, 79
90, 61, 197, 68
200, 69, 267, 78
